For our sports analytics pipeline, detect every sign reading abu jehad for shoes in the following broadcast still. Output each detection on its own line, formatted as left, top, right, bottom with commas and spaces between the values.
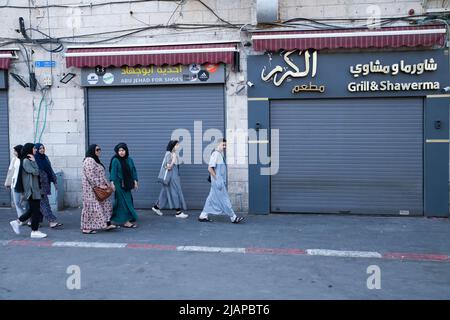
247, 49, 449, 99
81, 63, 225, 87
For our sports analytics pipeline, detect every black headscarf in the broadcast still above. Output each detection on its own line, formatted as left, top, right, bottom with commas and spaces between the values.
34, 143, 56, 183
109, 143, 134, 191
85, 144, 104, 168
14, 143, 35, 193
166, 140, 179, 152
13, 145, 23, 157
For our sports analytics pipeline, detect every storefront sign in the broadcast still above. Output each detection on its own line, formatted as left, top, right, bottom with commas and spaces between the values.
248, 50, 449, 99
81, 63, 225, 87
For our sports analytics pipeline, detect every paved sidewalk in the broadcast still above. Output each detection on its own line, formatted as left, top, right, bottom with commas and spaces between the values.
2, 207, 449, 256
1, 207, 450, 299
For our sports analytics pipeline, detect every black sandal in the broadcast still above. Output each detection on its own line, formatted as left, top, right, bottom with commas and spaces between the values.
123, 223, 137, 228
82, 230, 97, 234
198, 217, 212, 222
50, 222, 64, 229
105, 224, 120, 231
232, 216, 244, 224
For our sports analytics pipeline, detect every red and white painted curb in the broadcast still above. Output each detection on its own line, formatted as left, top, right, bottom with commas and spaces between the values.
1, 239, 449, 263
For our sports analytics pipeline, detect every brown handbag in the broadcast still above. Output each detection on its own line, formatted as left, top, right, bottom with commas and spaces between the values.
84, 170, 114, 202
93, 186, 114, 202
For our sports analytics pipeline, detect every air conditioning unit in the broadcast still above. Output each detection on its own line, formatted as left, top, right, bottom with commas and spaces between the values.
256, 0, 279, 24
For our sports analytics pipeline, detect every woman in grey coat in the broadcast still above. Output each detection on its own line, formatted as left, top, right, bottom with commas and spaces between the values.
9, 143, 47, 238
152, 140, 188, 218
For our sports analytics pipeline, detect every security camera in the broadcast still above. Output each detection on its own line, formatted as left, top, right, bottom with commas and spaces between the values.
247, 81, 254, 87
442, 86, 450, 93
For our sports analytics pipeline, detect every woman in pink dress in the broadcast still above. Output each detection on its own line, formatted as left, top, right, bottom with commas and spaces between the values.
81, 144, 118, 234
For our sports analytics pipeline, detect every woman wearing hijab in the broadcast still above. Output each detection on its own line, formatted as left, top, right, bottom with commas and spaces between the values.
109, 143, 139, 228
81, 144, 117, 234
198, 138, 244, 224
9, 143, 47, 238
152, 140, 188, 218
4, 145, 28, 217
34, 143, 63, 229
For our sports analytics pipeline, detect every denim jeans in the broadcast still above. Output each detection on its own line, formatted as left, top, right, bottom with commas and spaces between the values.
12, 190, 28, 218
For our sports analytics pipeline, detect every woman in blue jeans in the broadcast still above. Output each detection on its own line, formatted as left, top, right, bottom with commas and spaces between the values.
4, 145, 28, 217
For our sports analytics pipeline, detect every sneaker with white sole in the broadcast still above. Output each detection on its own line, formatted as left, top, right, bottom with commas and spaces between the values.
152, 206, 163, 216
30, 231, 47, 239
175, 212, 189, 219
10, 220, 21, 234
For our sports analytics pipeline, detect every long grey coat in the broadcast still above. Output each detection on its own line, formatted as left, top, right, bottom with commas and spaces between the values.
22, 159, 43, 200
156, 152, 187, 210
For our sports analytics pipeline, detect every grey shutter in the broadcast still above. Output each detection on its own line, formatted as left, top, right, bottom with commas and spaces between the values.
270, 98, 423, 215
0, 90, 10, 206
87, 85, 224, 209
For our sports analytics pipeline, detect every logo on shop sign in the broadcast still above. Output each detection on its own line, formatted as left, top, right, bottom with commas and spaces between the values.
205, 63, 219, 73
95, 66, 106, 76
189, 64, 201, 74
103, 73, 114, 85
198, 70, 210, 82
87, 73, 99, 85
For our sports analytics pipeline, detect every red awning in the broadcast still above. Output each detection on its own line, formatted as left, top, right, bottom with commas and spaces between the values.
0, 50, 17, 69
251, 25, 447, 52
65, 42, 239, 68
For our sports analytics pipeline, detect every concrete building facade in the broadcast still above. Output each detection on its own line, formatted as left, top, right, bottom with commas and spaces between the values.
0, 0, 449, 214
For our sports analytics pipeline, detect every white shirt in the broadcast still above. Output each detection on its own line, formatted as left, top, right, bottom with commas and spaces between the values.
9, 157, 21, 188
209, 150, 224, 168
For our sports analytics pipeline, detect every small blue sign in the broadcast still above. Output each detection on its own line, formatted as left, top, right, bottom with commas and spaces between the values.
35, 60, 56, 68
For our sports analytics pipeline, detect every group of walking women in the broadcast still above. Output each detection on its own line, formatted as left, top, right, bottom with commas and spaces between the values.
6, 143, 63, 238
7, 138, 244, 238
81, 138, 244, 234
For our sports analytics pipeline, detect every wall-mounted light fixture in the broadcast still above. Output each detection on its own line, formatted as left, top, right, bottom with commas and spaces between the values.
10, 72, 29, 88
60, 72, 76, 84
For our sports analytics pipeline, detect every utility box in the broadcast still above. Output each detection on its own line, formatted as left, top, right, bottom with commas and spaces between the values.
256, 0, 279, 24
49, 171, 64, 211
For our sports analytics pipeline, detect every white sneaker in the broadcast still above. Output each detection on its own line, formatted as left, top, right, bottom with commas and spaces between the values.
10, 220, 21, 234
175, 212, 189, 219
30, 231, 47, 239
152, 206, 163, 216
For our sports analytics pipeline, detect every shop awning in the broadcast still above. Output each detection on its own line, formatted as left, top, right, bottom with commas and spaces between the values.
251, 25, 447, 51
65, 41, 240, 68
0, 49, 18, 69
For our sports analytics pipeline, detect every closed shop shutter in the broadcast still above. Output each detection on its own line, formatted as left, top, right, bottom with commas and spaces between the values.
0, 90, 10, 206
270, 98, 423, 215
87, 84, 224, 209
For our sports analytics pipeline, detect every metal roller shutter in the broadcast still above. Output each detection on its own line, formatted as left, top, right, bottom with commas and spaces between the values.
0, 90, 10, 206
87, 84, 224, 209
271, 98, 423, 215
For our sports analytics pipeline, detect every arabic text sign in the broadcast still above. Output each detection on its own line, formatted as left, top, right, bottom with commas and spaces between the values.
81, 64, 225, 87
249, 50, 448, 99
350, 58, 437, 77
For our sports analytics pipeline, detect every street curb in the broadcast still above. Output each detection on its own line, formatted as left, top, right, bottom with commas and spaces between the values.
1, 239, 449, 263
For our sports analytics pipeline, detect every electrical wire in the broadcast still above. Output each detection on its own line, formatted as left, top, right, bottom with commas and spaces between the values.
0, 7, 448, 50
0, 0, 181, 9
34, 87, 48, 144
166, 0, 185, 26
196, 0, 235, 26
